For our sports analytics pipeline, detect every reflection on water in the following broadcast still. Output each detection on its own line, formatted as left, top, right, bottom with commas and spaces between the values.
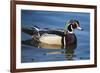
38, 42, 76, 60
64, 46, 75, 60
22, 39, 76, 62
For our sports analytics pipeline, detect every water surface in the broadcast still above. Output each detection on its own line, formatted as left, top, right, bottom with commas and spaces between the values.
21, 10, 90, 63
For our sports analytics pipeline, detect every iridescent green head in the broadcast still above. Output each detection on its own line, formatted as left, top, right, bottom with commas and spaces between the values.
65, 19, 83, 33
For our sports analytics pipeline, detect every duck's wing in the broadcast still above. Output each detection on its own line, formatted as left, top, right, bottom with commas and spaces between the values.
22, 26, 65, 36
43, 29, 64, 36
22, 27, 50, 36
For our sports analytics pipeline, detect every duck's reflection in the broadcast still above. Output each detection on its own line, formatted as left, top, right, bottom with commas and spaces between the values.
64, 44, 77, 60
22, 39, 76, 60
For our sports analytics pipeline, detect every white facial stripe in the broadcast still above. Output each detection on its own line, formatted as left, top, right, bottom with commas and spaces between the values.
71, 25, 73, 31
67, 25, 74, 33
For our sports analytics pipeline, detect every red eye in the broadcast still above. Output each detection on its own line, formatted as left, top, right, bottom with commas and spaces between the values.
72, 23, 77, 29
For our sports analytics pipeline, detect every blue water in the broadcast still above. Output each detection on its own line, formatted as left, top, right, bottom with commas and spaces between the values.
21, 10, 90, 63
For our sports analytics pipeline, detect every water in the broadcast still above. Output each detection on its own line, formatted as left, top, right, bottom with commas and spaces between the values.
21, 10, 90, 63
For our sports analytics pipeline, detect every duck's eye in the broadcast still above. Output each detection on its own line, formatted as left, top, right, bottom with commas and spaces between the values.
72, 23, 77, 29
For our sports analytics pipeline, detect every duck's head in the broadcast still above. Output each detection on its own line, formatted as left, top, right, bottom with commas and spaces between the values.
66, 19, 83, 33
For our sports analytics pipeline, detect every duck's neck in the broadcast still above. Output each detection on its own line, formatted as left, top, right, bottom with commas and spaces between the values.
67, 30, 74, 34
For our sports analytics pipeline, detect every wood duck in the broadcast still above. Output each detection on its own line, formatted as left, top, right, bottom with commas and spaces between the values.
22, 19, 83, 49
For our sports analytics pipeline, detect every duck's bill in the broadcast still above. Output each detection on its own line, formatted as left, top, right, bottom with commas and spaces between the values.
77, 27, 83, 31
